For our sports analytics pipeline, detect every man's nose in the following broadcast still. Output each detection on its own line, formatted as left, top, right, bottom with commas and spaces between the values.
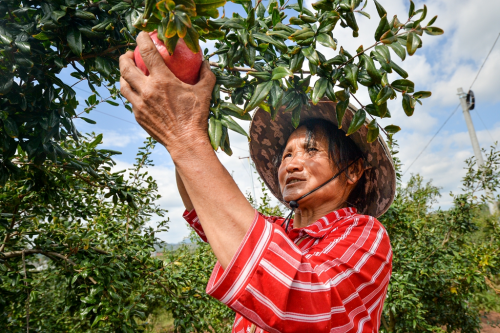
286, 153, 305, 173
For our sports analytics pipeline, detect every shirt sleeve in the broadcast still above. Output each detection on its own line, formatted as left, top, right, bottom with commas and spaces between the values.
182, 209, 207, 242
205, 210, 392, 333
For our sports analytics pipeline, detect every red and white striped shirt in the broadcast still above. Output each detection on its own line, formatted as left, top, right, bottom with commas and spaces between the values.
183, 207, 392, 333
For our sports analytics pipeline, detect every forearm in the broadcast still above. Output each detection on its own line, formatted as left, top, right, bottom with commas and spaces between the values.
171, 136, 255, 269
176, 168, 194, 211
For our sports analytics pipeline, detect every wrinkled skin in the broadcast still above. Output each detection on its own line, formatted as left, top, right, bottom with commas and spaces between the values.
278, 126, 365, 228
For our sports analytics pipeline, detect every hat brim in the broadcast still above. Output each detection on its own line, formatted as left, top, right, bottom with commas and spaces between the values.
248, 101, 396, 218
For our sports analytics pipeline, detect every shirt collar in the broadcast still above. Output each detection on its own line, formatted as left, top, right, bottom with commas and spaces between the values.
289, 207, 358, 238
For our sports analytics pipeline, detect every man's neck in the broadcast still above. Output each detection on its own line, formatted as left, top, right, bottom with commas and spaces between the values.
293, 199, 346, 229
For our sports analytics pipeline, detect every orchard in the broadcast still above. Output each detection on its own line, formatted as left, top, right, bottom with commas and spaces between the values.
0, 0, 499, 332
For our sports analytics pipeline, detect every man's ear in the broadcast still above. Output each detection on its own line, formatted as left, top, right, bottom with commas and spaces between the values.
346, 159, 365, 185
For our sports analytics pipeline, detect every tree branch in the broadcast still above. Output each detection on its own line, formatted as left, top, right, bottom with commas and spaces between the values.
0, 204, 20, 252
1, 249, 76, 266
349, 92, 389, 137
67, 43, 136, 63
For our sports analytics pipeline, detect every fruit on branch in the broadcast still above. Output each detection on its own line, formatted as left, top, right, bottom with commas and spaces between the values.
134, 31, 203, 85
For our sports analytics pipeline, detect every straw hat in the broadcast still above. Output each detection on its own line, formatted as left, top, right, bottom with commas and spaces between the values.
249, 100, 396, 218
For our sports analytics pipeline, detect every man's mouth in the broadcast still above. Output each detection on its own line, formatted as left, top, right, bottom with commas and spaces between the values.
286, 178, 305, 185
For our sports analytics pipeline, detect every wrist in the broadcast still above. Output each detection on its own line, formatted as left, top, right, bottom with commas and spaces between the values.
167, 131, 213, 161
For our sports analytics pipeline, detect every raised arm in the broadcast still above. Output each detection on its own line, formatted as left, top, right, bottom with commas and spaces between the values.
119, 32, 255, 268
176, 169, 193, 211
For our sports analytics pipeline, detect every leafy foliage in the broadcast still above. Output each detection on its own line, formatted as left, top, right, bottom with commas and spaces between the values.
0, 138, 232, 332
0, 0, 444, 185
379, 144, 500, 332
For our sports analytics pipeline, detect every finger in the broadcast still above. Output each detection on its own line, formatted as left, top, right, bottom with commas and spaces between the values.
195, 61, 216, 90
137, 31, 173, 78
120, 77, 141, 106
119, 51, 146, 93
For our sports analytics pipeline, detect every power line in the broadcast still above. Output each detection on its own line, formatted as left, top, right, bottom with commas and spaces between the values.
93, 110, 138, 125
403, 32, 500, 176
468, 32, 500, 91
402, 104, 460, 176
473, 110, 496, 143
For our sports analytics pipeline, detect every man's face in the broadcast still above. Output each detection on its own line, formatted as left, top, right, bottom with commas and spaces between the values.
277, 125, 341, 204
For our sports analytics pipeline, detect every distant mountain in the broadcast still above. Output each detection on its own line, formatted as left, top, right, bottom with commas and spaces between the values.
153, 238, 195, 252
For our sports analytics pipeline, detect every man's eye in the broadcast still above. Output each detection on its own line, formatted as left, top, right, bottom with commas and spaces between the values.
283, 153, 292, 159
307, 147, 318, 153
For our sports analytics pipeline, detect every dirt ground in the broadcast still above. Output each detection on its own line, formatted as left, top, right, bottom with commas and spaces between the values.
481, 311, 500, 333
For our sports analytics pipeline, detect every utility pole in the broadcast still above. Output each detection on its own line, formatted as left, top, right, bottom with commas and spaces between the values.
458, 87, 498, 215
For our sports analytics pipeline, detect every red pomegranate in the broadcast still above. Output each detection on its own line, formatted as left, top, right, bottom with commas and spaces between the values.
134, 31, 203, 85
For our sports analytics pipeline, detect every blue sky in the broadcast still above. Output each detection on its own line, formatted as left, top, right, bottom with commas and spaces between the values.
64, 0, 500, 243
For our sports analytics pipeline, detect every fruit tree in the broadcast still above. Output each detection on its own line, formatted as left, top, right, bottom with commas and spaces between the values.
0, 0, 447, 331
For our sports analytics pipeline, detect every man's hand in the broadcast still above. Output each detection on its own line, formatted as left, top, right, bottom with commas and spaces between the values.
119, 31, 216, 153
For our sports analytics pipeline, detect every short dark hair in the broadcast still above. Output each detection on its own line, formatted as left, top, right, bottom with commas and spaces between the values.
273, 118, 366, 209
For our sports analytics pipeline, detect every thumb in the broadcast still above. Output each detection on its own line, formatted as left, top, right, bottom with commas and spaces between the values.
196, 61, 216, 90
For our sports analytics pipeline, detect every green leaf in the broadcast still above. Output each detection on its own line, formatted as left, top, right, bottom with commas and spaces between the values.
89, 134, 103, 148
390, 61, 408, 78
366, 120, 379, 143
375, 45, 391, 63
357, 11, 370, 19
302, 46, 319, 66
253, 33, 287, 53
402, 93, 414, 116
380, 30, 398, 44
183, 27, 200, 53
373, 0, 387, 18
248, 71, 272, 81
271, 67, 293, 80
325, 81, 336, 102
32, 31, 56, 40
318, 13, 340, 33
409, 0, 415, 17
365, 103, 388, 118
388, 43, 406, 61
80, 117, 96, 124
384, 124, 401, 134
346, 109, 366, 135
413, 91, 432, 99
336, 100, 349, 128
67, 27, 82, 57
290, 51, 305, 72
291, 106, 301, 128
374, 14, 390, 41
208, 116, 222, 150
312, 77, 328, 105
344, 64, 359, 91
424, 26, 444, 35
0, 77, 14, 95
216, 76, 245, 88
220, 102, 251, 120
95, 57, 112, 77
376, 86, 393, 105
195, 0, 226, 18
220, 114, 249, 137
317, 33, 337, 49
74, 10, 96, 20
392, 79, 415, 93
0, 33, 13, 45
270, 81, 284, 112
361, 55, 382, 83
427, 15, 438, 26
3, 117, 19, 138
106, 100, 119, 106
407, 32, 419, 55
245, 81, 273, 111
289, 28, 315, 41
15, 41, 31, 54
